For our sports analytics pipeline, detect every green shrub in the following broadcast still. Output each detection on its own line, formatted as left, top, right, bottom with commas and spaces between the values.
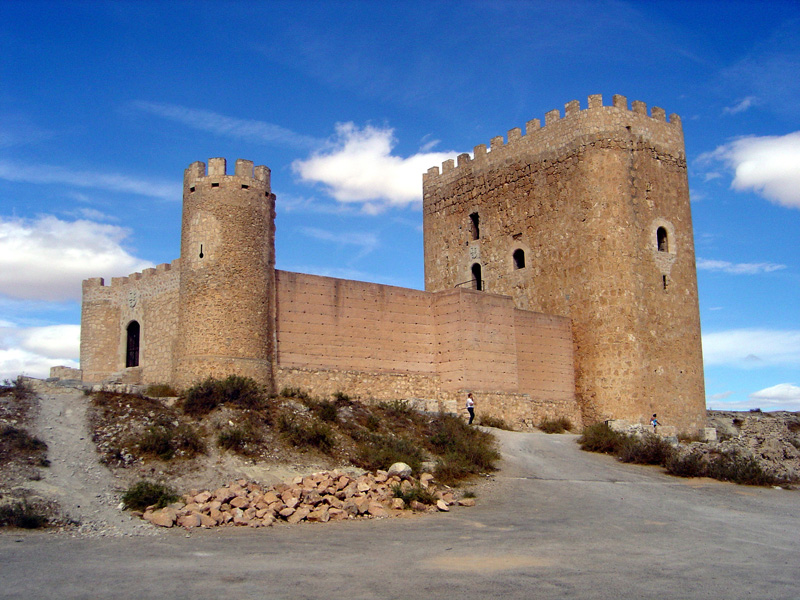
138, 425, 174, 460
332, 391, 352, 403
314, 400, 338, 423
1, 425, 47, 454
538, 417, 573, 434
217, 424, 261, 455
365, 414, 381, 431
280, 387, 311, 401
477, 414, 515, 430
354, 433, 424, 473
136, 422, 205, 460
462, 490, 476, 499
667, 448, 788, 486
429, 413, 499, 484
1, 376, 33, 401
378, 399, 414, 419
618, 433, 675, 465
665, 450, 708, 478
145, 383, 178, 397
278, 413, 336, 453
0, 501, 48, 529
121, 480, 180, 511
182, 375, 266, 416
578, 422, 628, 454
707, 449, 785, 486
391, 483, 437, 507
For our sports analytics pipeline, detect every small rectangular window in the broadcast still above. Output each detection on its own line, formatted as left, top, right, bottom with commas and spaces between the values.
211, 182, 220, 188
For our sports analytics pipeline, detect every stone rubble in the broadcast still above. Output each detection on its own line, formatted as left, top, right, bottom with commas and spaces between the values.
139, 466, 472, 529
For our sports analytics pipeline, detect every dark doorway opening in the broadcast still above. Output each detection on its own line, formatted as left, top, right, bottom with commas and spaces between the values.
471, 263, 483, 291
126, 321, 140, 368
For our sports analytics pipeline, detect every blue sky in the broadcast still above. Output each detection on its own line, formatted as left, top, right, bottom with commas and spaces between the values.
1, 0, 798, 411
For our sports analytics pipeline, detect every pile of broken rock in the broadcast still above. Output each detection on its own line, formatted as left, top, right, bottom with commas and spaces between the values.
138, 463, 475, 529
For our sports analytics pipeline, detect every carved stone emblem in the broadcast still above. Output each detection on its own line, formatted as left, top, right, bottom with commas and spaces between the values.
128, 290, 138, 308
469, 245, 480, 260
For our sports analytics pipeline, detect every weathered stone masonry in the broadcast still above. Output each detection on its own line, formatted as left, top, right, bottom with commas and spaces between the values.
423, 94, 705, 431
76, 94, 706, 431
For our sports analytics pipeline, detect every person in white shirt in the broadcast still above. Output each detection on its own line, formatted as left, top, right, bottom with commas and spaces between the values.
466, 393, 475, 425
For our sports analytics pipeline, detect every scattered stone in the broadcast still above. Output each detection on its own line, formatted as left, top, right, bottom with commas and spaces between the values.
387, 462, 412, 479
132, 468, 474, 530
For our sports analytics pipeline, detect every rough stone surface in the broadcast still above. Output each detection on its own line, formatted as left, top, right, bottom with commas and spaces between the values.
387, 462, 412, 479
423, 95, 705, 432
128, 470, 469, 529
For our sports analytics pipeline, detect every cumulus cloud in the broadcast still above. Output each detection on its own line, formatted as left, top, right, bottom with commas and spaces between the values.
749, 383, 800, 406
701, 132, 800, 209
702, 329, 800, 368
723, 96, 758, 115
0, 216, 153, 301
292, 123, 459, 211
0, 323, 80, 380
0, 160, 179, 201
131, 101, 321, 150
696, 258, 786, 275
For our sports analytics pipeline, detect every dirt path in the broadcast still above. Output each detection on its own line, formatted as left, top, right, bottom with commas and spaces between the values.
24, 380, 151, 537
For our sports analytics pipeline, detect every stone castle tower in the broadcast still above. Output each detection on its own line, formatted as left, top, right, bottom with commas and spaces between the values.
422, 94, 706, 431
173, 158, 276, 390
75, 94, 706, 433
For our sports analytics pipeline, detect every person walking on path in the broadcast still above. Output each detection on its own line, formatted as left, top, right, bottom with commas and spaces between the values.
466, 393, 475, 425
650, 414, 660, 433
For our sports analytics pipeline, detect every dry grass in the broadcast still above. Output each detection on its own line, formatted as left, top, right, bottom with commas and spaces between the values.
88, 380, 500, 486
538, 417, 573, 434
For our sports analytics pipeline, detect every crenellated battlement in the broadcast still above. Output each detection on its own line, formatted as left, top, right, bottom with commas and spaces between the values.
82, 259, 181, 289
423, 94, 683, 188
184, 158, 271, 192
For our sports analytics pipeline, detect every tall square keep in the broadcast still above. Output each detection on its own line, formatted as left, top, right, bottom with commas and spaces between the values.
422, 94, 706, 431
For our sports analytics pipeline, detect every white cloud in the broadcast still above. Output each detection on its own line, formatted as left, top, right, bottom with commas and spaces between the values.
702, 329, 800, 368
723, 96, 758, 115
702, 132, 800, 209
131, 101, 321, 150
18, 325, 80, 359
696, 258, 786, 275
749, 383, 800, 407
0, 215, 153, 301
292, 123, 459, 210
0, 160, 179, 201
0, 323, 80, 381
707, 391, 734, 401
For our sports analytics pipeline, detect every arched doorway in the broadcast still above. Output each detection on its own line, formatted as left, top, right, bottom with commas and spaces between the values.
126, 321, 140, 368
471, 263, 483, 291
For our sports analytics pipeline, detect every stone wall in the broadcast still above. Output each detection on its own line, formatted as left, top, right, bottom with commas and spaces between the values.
80, 261, 180, 385
422, 94, 705, 432
274, 271, 580, 426
80, 261, 181, 385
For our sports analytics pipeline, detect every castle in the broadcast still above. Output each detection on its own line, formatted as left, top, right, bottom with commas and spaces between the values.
74, 94, 707, 431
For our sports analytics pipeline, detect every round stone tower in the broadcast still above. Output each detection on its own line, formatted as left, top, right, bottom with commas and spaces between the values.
173, 158, 276, 390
